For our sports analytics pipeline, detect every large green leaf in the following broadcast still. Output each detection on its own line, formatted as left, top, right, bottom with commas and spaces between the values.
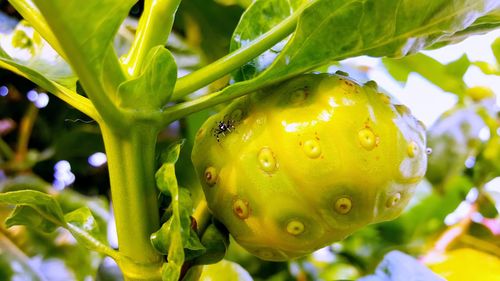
0, 174, 110, 236
0, 190, 116, 259
179, 0, 500, 118
383, 53, 470, 96
31, 0, 134, 75
0, 46, 98, 118
0, 190, 65, 228
229, 0, 305, 82
232, 0, 499, 85
0, 20, 76, 89
430, 10, 500, 48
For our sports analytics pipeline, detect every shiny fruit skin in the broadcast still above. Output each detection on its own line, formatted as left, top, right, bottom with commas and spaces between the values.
192, 73, 427, 261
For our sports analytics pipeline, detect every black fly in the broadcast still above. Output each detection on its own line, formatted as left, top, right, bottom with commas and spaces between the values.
212, 116, 236, 142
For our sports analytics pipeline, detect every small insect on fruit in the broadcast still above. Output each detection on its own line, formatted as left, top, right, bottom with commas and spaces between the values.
212, 116, 237, 142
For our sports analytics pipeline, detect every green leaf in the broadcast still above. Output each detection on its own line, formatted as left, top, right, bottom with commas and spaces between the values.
184, 230, 206, 261
64, 207, 107, 247
215, 0, 252, 8
233, 0, 499, 84
0, 190, 117, 260
0, 174, 110, 237
383, 53, 469, 95
0, 190, 65, 227
229, 0, 304, 82
6, 205, 59, 233
31, 0, 135, 75
446, 54, 472, 79
152, 189, 203, 256
430, 10, 500, 48
117, 46, 177, 111
0, 21, 77, 89
152, 141, 197, 281
0, 46, 98, 118
193, 223, 229, 265
472, 61, 500, 75
157, 140, 185, 196
492, 37, 500, 65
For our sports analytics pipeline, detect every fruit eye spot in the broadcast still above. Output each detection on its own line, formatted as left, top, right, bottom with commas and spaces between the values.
230, 109, 243, 121
233, 198, 250, 219
196, 128, 206, 140
407, 141, 419, 158
378, 93, 391, 104
364, 80, 378, 90
395, 104, 411, 115
258, 147, 277, 172
334, 197, 352, 214
257, 249, 274, 259
286, 220, 305, 235
290, 89, 307, 104
303, 139, 321, 158
386, 192, 401, 208
204, 167, 217, 186
358, 128, 378, 150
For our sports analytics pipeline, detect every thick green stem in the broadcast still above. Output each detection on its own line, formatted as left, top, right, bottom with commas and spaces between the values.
100, 124, 163, 281
122, 0, 182, 77
160, 78, 268, 126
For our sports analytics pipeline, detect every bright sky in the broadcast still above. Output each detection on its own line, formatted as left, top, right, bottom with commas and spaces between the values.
344, 30, 500, 128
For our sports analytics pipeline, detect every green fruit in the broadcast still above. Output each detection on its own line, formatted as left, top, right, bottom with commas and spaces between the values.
426, 106, 485, 186
198, 260, 253, 281
192, 73, 427, 261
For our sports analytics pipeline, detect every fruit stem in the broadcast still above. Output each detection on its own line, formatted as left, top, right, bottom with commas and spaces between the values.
193, 200, 211, 235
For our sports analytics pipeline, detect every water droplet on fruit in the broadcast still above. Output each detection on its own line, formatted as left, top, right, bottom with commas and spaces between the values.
233, 198, 250, 219
204, 167, 217, 186
334, 197, 352, 214
258, 147, 277, 172
378, 93, 391, 104
407, 141, 419, 158
303, 139, 321, 158
358, 128, 378, 150
286, 220, 305, 235
386, 192, 401, 208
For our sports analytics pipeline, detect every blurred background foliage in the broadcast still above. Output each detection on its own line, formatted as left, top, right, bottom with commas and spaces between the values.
0, 0, 499, 280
